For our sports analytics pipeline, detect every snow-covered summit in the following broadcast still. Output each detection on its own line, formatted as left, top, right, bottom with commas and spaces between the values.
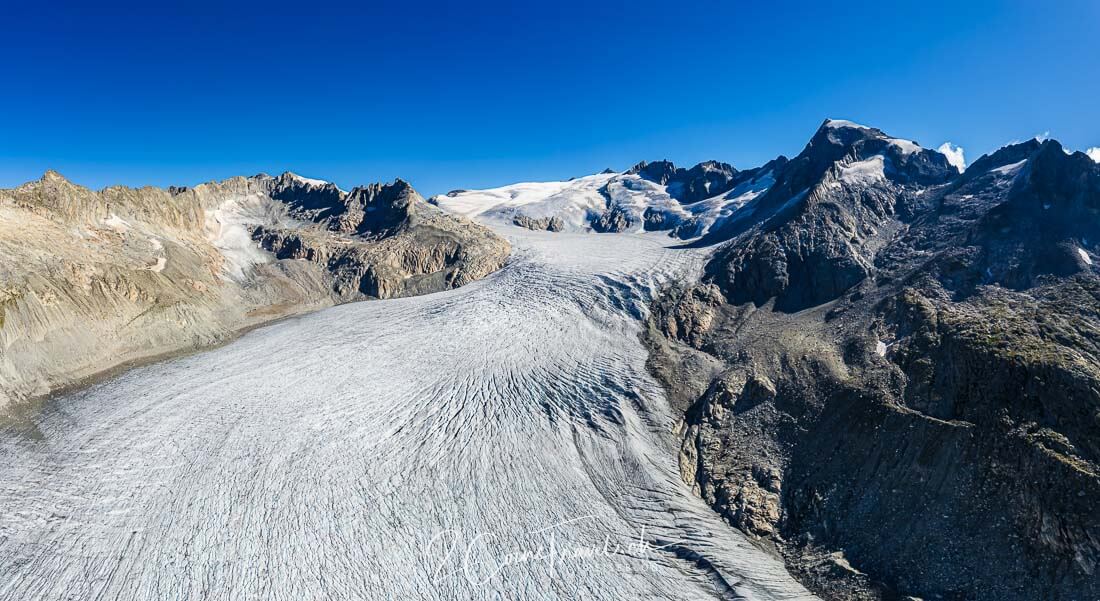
822, 119, 927, 156
286, 172, 330, 187
824, 118, 874, 130
277, 171, 346, 193
434, 120, 962, 243
432, 160, 784, 240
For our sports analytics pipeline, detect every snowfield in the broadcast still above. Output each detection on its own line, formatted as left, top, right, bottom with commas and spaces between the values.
0, 228, 815, 600
434, 174, 620, 229
433, 169, 779, 239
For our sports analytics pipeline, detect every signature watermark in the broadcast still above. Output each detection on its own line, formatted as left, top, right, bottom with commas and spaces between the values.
426, 515, 683, 586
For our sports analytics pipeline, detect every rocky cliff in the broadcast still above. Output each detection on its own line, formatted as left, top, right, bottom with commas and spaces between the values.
0, 171, 509, 411
645, 120, 1100, 600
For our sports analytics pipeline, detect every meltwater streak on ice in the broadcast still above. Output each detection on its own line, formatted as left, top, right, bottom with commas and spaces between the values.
0, 229, 816, 600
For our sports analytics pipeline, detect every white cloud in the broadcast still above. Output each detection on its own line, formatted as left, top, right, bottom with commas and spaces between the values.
1087, 147, 1100, 163
937, 142, 966, 173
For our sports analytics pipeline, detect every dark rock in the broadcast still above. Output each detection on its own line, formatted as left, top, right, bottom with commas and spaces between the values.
591, 205, 634, 233
513, 214, 565, 232
629, 159, 744, 203
646, 122, 1100, 601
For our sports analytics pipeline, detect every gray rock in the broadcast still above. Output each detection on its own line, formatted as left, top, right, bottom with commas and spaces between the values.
647, 122, 1100, 600
512, 214, 565, 232
591, 205, 634, 233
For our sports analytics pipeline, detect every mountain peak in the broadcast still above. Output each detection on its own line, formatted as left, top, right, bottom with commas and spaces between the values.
41, 169, 70, 184
960, 139, 1042, 182
278, 171, 335, 189
628, 160, 678, 184
810, 118, 888, 149
822, 118, 878, 131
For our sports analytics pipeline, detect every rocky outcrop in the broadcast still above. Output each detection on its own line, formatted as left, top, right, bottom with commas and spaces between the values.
512, 214, 564, 232
0, 171, 509, 411
591, 204, 635, 233
645, 121, 1100, 600
629, 159, 741, 203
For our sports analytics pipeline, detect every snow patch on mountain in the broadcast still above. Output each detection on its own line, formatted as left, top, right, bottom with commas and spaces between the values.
838, 155, 887, 186
1087, 147, 1100, 163
287, 172, 332, 187
284, 172, 346, 193
204, 195, 273, 281
887, 137, 922, 155
824, 118, 872, 130
992, 159, 1027, 176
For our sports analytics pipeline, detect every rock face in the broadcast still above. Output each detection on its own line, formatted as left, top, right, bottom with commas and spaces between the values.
646, 120, 1100, 600
512, 214, 564, 232
629, 159, 741, 203
0, 171, 509, 411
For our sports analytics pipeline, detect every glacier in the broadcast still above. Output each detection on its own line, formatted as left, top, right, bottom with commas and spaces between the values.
0, 227, 816, 600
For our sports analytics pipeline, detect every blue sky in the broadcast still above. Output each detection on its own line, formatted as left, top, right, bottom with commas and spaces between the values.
1, 0, 1098, 196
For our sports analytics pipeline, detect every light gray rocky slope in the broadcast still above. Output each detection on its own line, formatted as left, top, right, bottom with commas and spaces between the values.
0, 171, 509, 412
645, 120, 1100, 600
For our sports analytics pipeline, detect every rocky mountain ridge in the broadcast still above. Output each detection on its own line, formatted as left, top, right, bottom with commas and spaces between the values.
0, 171, 508, 411
645, 120, 1100, 600
432, 157, 785, 239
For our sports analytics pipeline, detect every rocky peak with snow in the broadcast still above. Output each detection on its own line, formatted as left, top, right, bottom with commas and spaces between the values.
433, 121, 962, 243
785, 119, 955, 197
628, 160, 680, 184
930, 138, 1100, 293
644, 121, 1100, 600
628, 159, 742, 203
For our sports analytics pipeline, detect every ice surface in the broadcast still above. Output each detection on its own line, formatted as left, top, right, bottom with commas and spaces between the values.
435, 173, 620, 230
992, 159, 1026, 176
0, 228, 816, 600
436, 170, 772, 239
204, 195, 274, 281
838, 155, 886, 186
1079, 247, 1093, 265
287, 172, 332, 188
887, 138, 921, 155
823, 119, 872, 130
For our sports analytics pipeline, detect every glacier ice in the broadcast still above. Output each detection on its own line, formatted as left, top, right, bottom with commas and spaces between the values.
0, 229, 816, 600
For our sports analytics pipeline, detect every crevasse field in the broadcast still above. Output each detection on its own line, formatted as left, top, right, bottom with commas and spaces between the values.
0, 228, 815, 600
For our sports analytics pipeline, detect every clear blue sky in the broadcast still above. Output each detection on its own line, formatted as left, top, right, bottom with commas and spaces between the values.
2, 0, 1098, 196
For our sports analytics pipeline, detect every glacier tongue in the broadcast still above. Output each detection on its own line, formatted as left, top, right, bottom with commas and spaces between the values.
0, 228, 815, 601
